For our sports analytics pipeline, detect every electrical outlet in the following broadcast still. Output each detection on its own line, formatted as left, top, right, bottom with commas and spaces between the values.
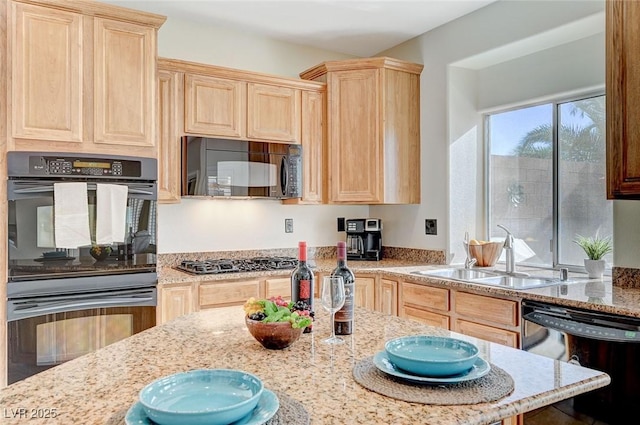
425, 219, 437, 235
337, 217, 346, 232
285, 218, 294, 233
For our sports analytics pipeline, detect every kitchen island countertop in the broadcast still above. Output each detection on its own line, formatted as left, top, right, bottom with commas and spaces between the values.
0, 305, 609, 425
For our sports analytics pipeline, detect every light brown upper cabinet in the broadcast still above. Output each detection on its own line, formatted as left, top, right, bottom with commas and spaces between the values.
301, 57, 423, 204
158, 68, 182, 203
182, 62, 313, 145
283, 89, 326, 204
184, 74, 246, 138
606, 0, 640, 199
8, 0, 165, 156
247, 83, 301, 143
156, 58, 326, 203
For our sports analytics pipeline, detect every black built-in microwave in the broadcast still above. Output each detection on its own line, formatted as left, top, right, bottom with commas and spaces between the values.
181, 136, 302, 199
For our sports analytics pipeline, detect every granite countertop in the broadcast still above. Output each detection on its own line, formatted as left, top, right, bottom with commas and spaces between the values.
159, 259, 640, 319
0, 306, 609, 425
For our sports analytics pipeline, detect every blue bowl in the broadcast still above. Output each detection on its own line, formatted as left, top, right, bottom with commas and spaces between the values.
139, 369, 263, 425
385, 336, 479, 377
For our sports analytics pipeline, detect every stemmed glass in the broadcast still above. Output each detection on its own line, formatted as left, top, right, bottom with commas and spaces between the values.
321, 276, 346, 345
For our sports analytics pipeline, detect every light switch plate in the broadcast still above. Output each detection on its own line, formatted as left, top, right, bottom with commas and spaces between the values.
425, 219, 437, 235
285, 218, 294, 233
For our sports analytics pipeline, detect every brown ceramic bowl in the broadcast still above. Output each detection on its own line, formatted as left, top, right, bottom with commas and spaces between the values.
245, 317, 303, 350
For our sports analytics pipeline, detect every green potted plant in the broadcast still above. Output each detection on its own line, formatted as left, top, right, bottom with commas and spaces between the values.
573, 233, 613, 279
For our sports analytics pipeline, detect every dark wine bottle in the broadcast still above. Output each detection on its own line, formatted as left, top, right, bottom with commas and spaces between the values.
291, 241, 315, 333
331, 241, 355, 335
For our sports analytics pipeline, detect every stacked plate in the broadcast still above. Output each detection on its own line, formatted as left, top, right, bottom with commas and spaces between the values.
373, 336, 491, 384
125, 369, 279, 425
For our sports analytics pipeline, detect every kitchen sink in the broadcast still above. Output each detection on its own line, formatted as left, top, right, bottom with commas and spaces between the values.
413, 268, 500, 280
413, 268, 571, 290
470, 275, 562, 290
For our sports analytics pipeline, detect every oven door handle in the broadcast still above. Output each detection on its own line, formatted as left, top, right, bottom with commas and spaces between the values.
10, 182, 156, 198
8, 296, 155, 321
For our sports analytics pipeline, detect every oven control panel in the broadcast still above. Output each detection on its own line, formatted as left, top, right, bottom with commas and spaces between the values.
29, 155, 141, 177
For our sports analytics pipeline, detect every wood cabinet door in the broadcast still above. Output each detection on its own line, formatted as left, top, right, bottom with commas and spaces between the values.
159, 284, 194, 324
265, 277, 292, 299
299, 90, 325, 202
377, 278, 398, 316
328, 69, 382, 203
606, 0, 640, 198
94, 18, 155, 147
247, 83, 301, 143
158, 70, 182, 203
10, 2, 83, 143
354, 276, 376, 311
184, 74, 246, 138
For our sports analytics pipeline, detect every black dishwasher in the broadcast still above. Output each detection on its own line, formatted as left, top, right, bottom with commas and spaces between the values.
522, 300, 640, 424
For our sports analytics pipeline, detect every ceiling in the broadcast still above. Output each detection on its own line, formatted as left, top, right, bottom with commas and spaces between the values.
103, 0, 498, 57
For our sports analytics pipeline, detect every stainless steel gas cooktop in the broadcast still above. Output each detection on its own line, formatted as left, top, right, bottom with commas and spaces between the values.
176, 257, 298, 275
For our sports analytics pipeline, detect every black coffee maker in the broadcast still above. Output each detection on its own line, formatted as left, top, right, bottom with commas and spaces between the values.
345, 218, 383, 261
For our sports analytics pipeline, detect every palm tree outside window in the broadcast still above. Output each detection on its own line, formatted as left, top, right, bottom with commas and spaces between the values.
485, 94, 612, 271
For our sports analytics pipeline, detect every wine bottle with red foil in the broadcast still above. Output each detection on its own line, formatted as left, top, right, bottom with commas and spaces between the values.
291, 241, 315, 333
331, 241, 355, 335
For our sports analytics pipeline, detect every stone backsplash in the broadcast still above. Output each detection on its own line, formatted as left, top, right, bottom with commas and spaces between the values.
158, 246, 446, 269
612, 266, 640, 288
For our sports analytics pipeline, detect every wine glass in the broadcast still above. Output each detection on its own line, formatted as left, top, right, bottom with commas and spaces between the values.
321, 276, 346, 345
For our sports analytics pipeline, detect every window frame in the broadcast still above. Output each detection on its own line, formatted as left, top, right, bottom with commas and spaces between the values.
483, 90, 608, 273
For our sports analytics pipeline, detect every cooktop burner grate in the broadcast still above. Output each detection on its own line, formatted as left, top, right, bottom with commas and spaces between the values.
176, 257, 298, 275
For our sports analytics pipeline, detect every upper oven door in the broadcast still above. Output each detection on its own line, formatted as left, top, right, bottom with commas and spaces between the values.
7, 179, 157, 282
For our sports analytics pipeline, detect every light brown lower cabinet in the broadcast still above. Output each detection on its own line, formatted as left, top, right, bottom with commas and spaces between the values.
264, 277, 292, 299
158, 282, 195, 324
452, 291, 520, 348
199, 279, 261, 309
399, 280, 451, 329
377, 278, 398, 316
354, 274, 376, 311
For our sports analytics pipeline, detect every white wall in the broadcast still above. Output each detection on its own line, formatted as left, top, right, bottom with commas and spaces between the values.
375, 0, 615, 264
154, 15, 366, 254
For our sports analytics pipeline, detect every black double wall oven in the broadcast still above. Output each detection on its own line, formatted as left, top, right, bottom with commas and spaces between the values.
6, 152, 158, 385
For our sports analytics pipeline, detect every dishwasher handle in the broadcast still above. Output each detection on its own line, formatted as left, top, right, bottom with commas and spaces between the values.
523, 310, 640, 343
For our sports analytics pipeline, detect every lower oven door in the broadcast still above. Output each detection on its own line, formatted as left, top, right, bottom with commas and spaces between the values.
7, 287, 156, 385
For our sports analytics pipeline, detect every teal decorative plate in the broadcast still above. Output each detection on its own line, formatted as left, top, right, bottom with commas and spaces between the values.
125, 389, 279, 425
373, 351, 490, 384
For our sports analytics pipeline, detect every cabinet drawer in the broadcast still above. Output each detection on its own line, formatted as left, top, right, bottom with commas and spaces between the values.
199, 280, 260, 308
265, 278, 291, 299
454, 319, 519, 348
455, 292, 518, 327
402, 282, 449, 312
402, 306, 449, 329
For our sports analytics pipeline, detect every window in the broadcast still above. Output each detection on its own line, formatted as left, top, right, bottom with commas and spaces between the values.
486, 94, 612, 270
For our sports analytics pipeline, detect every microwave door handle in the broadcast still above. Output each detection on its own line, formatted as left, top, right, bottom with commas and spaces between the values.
280, 157, 288, 196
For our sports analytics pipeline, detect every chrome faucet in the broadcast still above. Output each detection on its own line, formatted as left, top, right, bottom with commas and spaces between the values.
463, 232, 477, 269
497, 224, 515, 274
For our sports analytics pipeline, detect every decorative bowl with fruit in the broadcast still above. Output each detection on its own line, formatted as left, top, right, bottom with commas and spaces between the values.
243, 296, 312, 350
89, 245, 112, 261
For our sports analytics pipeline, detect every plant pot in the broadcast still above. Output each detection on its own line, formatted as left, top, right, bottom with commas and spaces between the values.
584, 259, 605, 279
